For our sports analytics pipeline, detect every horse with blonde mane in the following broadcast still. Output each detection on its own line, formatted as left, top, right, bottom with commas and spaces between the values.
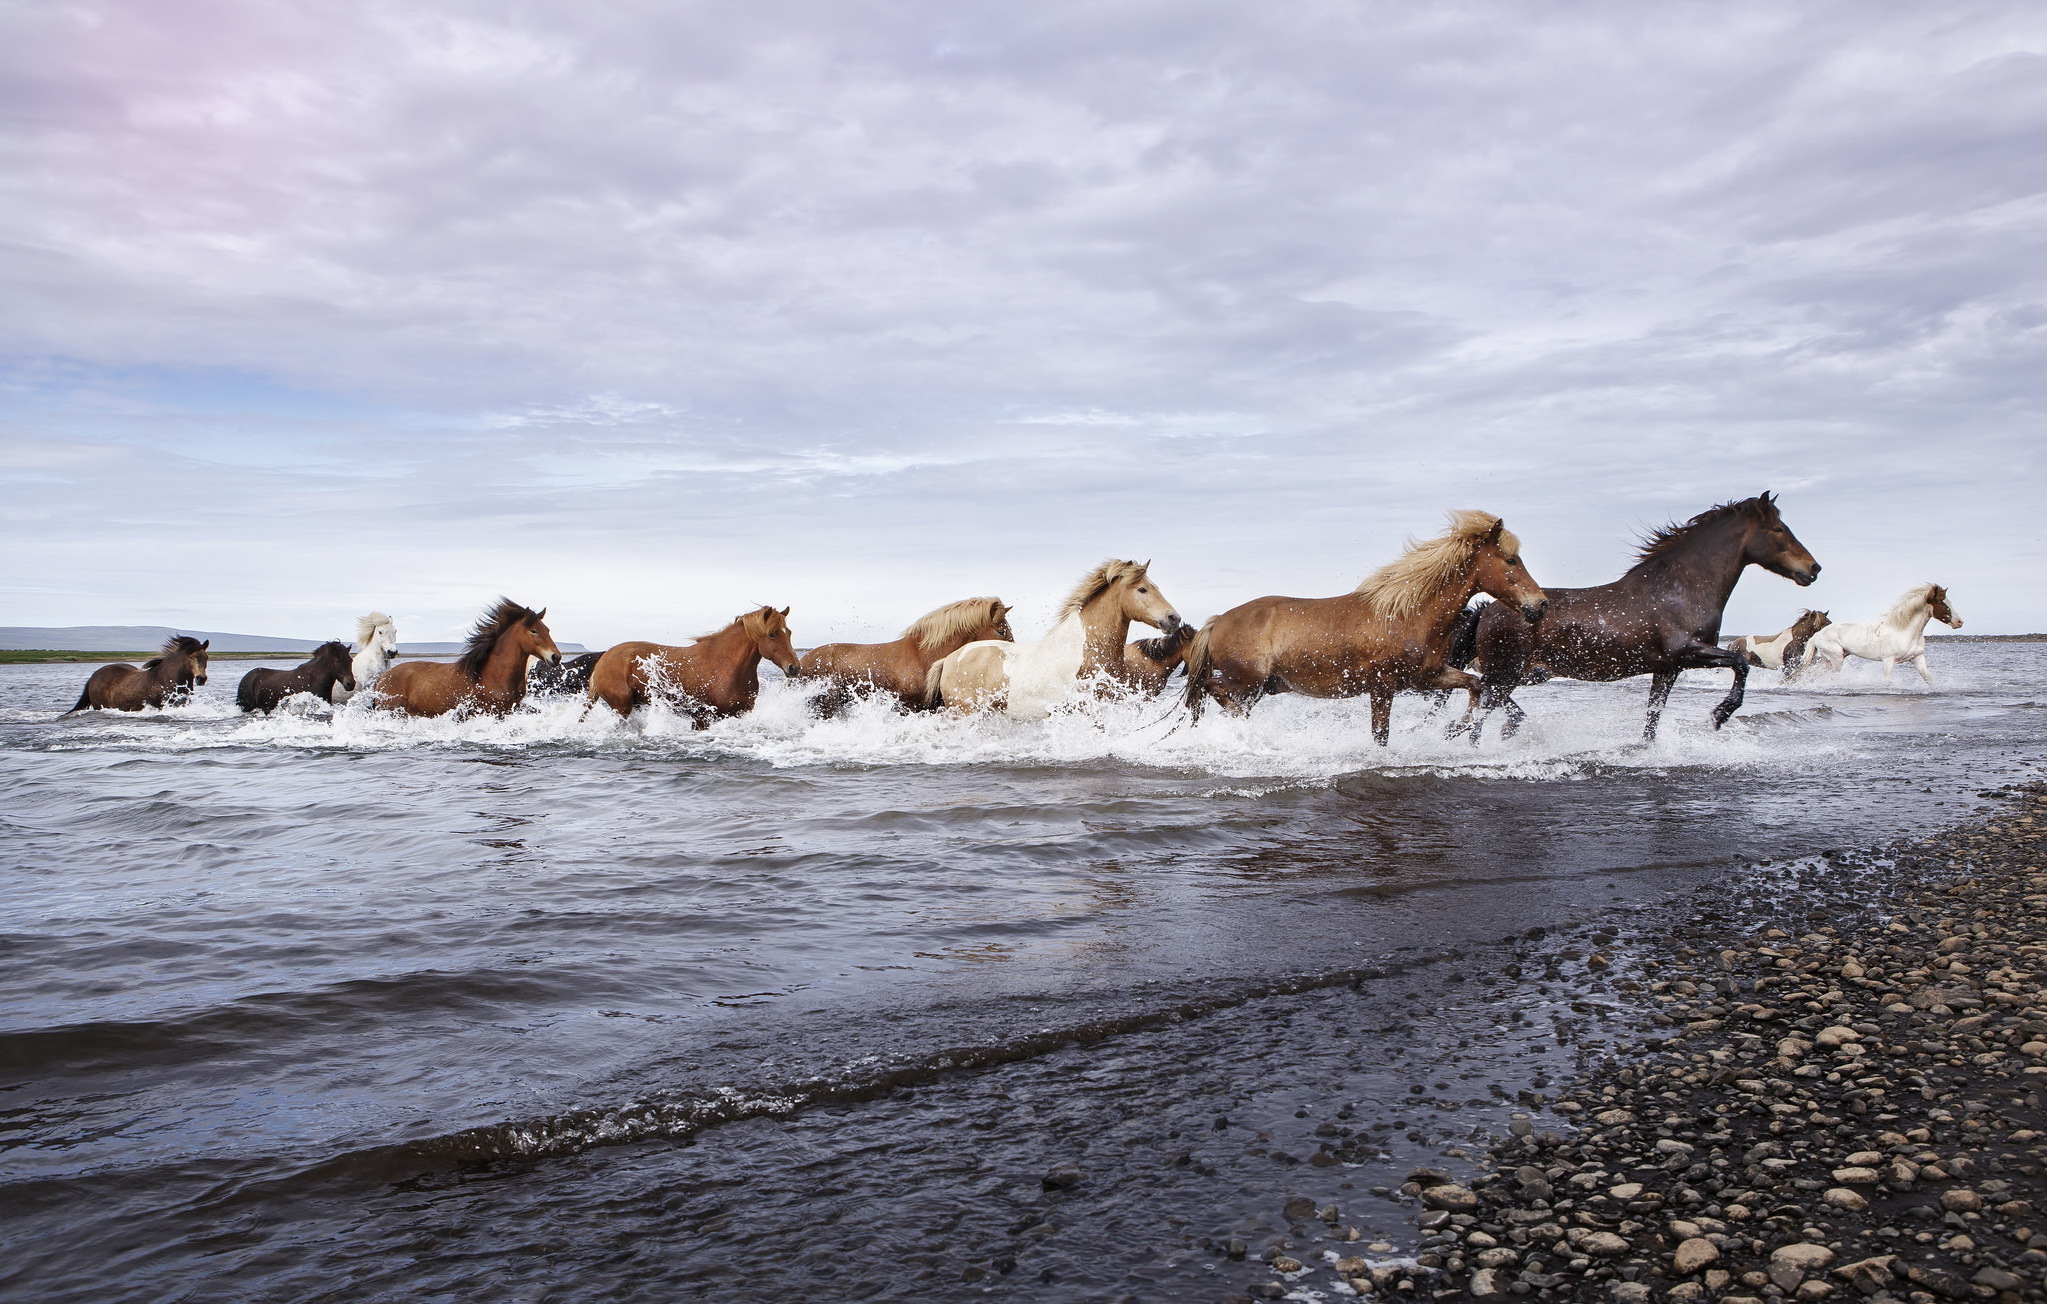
587, 606, 799, 727
1726, 609, 1830, 673
1798, 584, 1960, 686
67, 636, 210, 712
1186, 512, 1546, 744
331, 612, 398, 705
798, 597, 1014, 714
373, 599, 559, 717
924, 562, 1182, 717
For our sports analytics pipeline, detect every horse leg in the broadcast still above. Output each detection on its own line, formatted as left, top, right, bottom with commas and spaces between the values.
1644, 672, 1677, 742
1913, 653, 1936, 687
1709, 653, 1748, 729
1370, 691, 1392, 746
1882, 657, 1897, 686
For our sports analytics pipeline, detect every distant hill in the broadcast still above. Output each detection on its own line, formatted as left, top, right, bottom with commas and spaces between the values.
0, 626, 587, 654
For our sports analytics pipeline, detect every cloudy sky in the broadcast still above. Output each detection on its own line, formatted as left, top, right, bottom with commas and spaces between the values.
2, 1, 2041, 645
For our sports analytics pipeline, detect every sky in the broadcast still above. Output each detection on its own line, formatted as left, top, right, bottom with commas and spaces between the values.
2, 0, 2042, 646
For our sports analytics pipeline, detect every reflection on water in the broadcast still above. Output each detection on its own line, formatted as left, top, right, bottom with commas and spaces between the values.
1, 647, 2043, 1300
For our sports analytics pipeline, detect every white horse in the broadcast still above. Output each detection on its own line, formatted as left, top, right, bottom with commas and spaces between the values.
332, 612, 398, 704
1799, 584, 1960, 685
923, 560, 1183, 718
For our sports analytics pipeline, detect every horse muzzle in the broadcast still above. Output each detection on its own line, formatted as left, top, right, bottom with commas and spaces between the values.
784, 661, 802, 677
1156, 612, 1185, 636
1793, 563, 1820, 586
1521, 600, 1548, 624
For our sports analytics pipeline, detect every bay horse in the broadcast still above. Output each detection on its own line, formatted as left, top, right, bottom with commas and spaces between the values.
237, 641, 356, 713
798, 597, 1014, 714
373, 598, 560, 717
331, 612, 397, 704
1450, 492, 1819, 741
1799, 583, 1960, 686
923, 561, 1182, 717
1726, 609, 1830, 673
67, 636, 210, 712
1119, 624, 1197, 696
587, 606, 799, 727
1185, 512, 1545, 744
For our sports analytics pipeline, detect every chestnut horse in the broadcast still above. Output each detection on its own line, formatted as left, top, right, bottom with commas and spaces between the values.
923, 561, 1183, 717
1726, 609, 1830, 673
1451, 493, 1819, 741
67, 636, 211, 712
237, 641, 356, 713
373, 598, 560, 717
1799, 583, 1960, 686
798, 597, 1014, 714
1119, 625, 1197, 696
1185, 512, 1546, 744
587, 606, 799, 727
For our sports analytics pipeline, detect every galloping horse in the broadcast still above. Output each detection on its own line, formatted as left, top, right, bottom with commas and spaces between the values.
1186, 512, 1546, 744
798, 597, 1014, 714
923, 561, 1182, 717
1119, 625, 1197, 696
1799, 584, 1960, 685
1452, 492, 1819, 741
238, 642, 356, 713
331, 612, 398, 705
587, 606, 799, 727
1726, 609, 1830, 673
67, 636, 210, 712
373, 599, 559, 717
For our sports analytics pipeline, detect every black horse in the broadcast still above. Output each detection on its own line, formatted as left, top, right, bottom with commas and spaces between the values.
528, 650, 603, 697
1448, 493, 1820, 742
236, 642, 357, 713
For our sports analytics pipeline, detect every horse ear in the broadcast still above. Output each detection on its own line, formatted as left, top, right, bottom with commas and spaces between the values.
780, 606, 790, 617
1484, 518, 1504, 544
535, 608, 547, 621
201, 639, 210, 649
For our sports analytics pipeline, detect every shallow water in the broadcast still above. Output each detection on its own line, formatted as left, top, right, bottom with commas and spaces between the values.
3, 647, 2044, 1301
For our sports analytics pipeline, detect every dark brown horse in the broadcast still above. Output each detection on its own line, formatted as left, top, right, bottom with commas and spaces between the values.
529, 650, 603, 697
236, 641, 356, 713
1186, 511, 1547, 744
587, 606, 799, 727
1118, 624, 1197, 695
68, 636, 210, 712
798, 597, 1013, 714
1450, 493, 1819, 741
373, 599, 560, 717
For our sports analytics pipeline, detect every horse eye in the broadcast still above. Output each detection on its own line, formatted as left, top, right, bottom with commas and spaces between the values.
1138, 587, 1148, 593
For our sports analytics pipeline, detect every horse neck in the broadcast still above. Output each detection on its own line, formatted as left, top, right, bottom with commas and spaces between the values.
1626, 515, 1755, 617
1886, 602, 1934, 639
1074, 594, 1133, 677
476, 633, 533, 698
702, 623, 764, 682
154, 655, 192, 688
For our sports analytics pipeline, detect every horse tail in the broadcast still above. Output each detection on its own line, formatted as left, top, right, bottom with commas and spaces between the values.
921, 659, 947, 712
1447, 604, 1483, 671
1181, 624, 1214, 723
65, 682, 93, 714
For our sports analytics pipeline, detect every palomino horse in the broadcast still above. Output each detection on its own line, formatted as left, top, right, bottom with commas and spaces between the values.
798, 597, 1014, 714
331, 612, 397, 704
1186, 512, 1545, 744
1799, 584, 1960, 686
1451, 492, 1819, 741
237, 641, 356, 713
923, 561, 1182, 717
587, 606, 799, 727
373, 599, 560, 717
1119, 625, 1197, 696
67, 636, 211, 712
1726, 609, 1830, 673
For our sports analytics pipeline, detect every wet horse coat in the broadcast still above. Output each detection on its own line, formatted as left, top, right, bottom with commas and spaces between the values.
68, 637, 210, 712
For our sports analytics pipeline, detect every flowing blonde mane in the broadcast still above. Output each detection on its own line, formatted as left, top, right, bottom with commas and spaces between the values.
1056, 560, 1148, 623
1352, 511, 1517, 618
901, 597, 1006, 653
355, 611, 394, 649
1888, 584, 1940, 621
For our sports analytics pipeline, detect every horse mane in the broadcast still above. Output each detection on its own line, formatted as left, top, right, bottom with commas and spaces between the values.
1132, 625, 1195, 662
1888, 584, 1940, 621
901, 597, 1005, 653
355, 612, 393, 648
1056, 560, 1148, 623
1353, 511, 1518, 618
161, 635, 206, 656
457, 598, 541, 679
1631, 493, 1777, 569
315, 640, 352, 660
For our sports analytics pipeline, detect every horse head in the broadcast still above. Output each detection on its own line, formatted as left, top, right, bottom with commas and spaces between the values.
1114, 561, 1184, 635
746, 606, 801, 676
1470, 519, 1548, 623
1927, 585, 1962, 629
986, 601, 1016, 643
318, 640, 357, 692
1795, 609, 1831, 638
520, 608, 563, 667
1745, 492, 1821, 586
192, 639, 210, 685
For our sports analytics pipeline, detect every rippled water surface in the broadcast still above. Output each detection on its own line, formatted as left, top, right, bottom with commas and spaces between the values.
4, 647, 2044, 1302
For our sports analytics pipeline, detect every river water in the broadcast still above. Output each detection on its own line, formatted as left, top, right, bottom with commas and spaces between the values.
3, 647, 2044, 1302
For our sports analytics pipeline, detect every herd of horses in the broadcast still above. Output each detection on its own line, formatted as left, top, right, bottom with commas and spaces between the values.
63, 493, 1965, 744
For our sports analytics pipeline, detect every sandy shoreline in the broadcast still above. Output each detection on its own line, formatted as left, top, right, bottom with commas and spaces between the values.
1247, 784, 2047, 1304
